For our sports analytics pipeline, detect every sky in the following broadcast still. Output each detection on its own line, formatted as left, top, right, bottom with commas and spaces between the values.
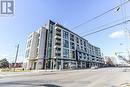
0, 0, 130, 62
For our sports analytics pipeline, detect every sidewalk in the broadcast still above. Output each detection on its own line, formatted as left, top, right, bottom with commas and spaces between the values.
0, 68, 97, 78
0, 69, 63, 78
0, 72, 33, 77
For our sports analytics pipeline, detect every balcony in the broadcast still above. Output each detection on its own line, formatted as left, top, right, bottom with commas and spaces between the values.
55, 31, 61, 36
55, 39, 61, 43
55, 35, 61, 39
55, 26, 62, 30
55, 53, 61, 58
55, 43, 61, 46
55, 40, 61, 46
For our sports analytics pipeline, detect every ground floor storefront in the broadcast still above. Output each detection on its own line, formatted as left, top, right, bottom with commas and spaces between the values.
43, 58, 104, 70
25, 58, 104, 70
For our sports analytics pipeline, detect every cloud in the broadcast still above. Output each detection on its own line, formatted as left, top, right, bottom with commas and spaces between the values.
109, 30, 125, 38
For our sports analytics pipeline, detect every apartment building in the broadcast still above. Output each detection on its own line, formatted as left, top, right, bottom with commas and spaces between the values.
24, 20, 104, 70
24, 27, 47, 69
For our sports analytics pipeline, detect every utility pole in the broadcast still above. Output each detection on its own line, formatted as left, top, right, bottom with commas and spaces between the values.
127, 31, 130, 61
13, 44, 19, 72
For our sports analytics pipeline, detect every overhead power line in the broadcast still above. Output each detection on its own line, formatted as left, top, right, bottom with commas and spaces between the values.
80, 16, 130, 35
82, 20, 130, 37
72, 0, 130, 30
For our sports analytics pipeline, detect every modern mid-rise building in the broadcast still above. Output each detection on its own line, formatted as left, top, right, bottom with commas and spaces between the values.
24, 27, 47, 70
23, 20, 104, 70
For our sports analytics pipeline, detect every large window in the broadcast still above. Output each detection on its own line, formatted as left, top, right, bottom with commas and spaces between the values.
70, 42, 75, 49
63, 30, 69, 39
63, 40, 69, 48
76, 37, 79, 43
70, 33, 74, 41
47, 23, 54, 58
63, 48, 69, 58
70, 50, 75, 59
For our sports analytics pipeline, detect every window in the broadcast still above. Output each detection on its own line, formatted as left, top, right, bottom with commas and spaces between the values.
27, 40, 31, 47
48, 48, 51, 58
63, 30, 69, 39
76, 44, 79, 49
83, 53, 86, 59
48, 29, 53, 48
25, 49, 30, 58
63, 48, 69, 58
80, 39, 83, 45
70, 33, 74, 41
84, 41, 86, 47
76, 37, 79, 43
92, 59, 95, 60
70, 42, 75, 49
63, 40, 69, 48
87, 54, 89, 60
70, 50, 75, 59
50, 25, 54, 30
81, 46, 83, 50
90, 50, 92, 54
84, 48, 87, 52
89, 44, 92, 50
55, 48, 61, 52
79, 52, 82, 59
92, 46, 94, 50
55, 53, 61, 57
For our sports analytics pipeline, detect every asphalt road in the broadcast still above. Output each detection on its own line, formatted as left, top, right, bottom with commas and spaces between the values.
0, 67, 130, 87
